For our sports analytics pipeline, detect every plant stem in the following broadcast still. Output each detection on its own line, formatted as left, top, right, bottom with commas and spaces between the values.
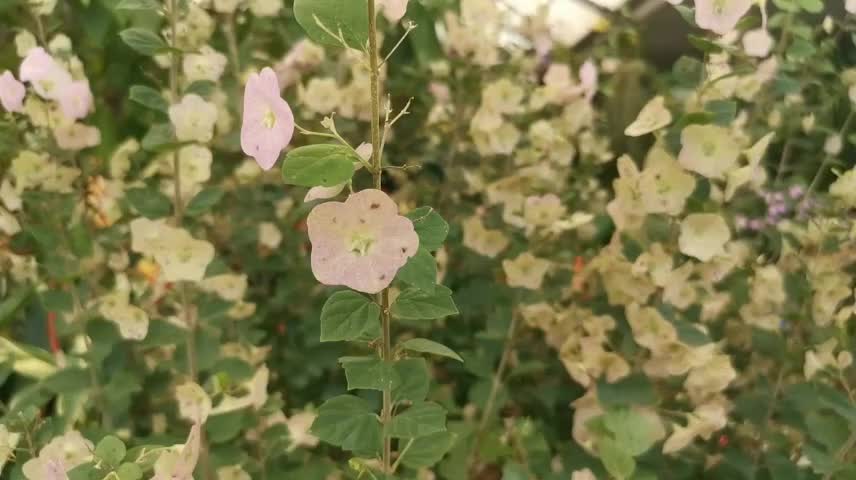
366, 1, 392, 476
468, 312, 520, 474
167, 1, 211, 478
223, 13, 241, 82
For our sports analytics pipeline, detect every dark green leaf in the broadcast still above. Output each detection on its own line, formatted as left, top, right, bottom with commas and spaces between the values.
129, 85, 168, 112
282, 144, 357, 187
95, 435, 127, 466
597, 375, 657, 407
392, 358, 430, 402
340, 356, 398, 391
293, 0, 369, 49
119, 28, 168, 56
405, 207, 449, 251
311, 395, 382, 456
141, 123, 179, 152
391, 286, 458, 320
125, 187, 172, 219
400, 338, 463, 362
400, 431, 457, 468
390, 401, 446, 438
115, 0, 160, 10
185, 188, 225, 217
396, 247, 437, 292
320, 291, 381, 342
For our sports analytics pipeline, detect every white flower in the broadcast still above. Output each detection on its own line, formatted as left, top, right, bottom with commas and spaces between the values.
830, 167, 856, 208
678, 125, 740, 179
286, 411, 320, 451
176, 382, 212, 424
502, 252, 551, 290
248, 0, 282, 17
200, 274, 248, 302
178, 145, 213, 185
183, 46, 228, 83
23, 431, 93, 480
0, 425, 20, 476
217, 465, 251, 480
679, 214, 731, 262
98, 293, 149, 341
169, 94, 218, 143
130, 219, 215, 282
462, 216, 509, 258
625, 96, 672, 137
211, 365, 270, 414
258, 222, 283, 250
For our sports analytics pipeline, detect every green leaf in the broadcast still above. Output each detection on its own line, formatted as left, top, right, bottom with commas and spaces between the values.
705, 100, 737, 127
392, 358, 430, 402
116, 463, 143, 480
405, 207, 449, 251
400, 431, 457, 468
115, 0, 160, 10
401, 338, 462, 362
129, 85, 168, 112
95, 435, 127, 466
311, 395, 382, 456
340, 356, 398, 391
597, 374, 657, 407
396, 247, 437, 292
207, 411, 247, 443
390, 401, 446, 438
0, 288, 30, 327
320, 291, 381, 342
281, 144, 357, 187
602, 408, 661, 456
293, 0, 369, 49
599, 438, 636, 480
125, 187, 172, 219
796, 0, 823, 12
772, 0, 799, 12
141, 123, 179, 152
185, 188, 225, 217
119, 28, 168, 56
42, 368, 90, 394
391, 286, 458, 320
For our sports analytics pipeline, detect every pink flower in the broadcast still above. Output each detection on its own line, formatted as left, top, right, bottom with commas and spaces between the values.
307, 189, 419, 294
18, 47, 72, 100
0, 71, 26, 113
56, 80, 93, 120
743, 28, 773, 58
241, 67, 295, 171
578, 60, 598, 102
695, 0, 753, 35
378, 0, 409, 22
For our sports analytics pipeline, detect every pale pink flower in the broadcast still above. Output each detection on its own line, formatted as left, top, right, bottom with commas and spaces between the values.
18, 47, 72, 100
743, 28, 773, 58
578, 60, 598, 102
152, 424, 201, 480
848, 0, 856, 14
241, 67, 295, 171
307, 189, 419, 294
694, 0, 753, 36
0, 71, 26, 113
56, 80, 93, 120
378, 0, 409, 22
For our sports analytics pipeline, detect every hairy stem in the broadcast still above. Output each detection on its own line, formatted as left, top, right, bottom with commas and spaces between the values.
366, 0, 392, 475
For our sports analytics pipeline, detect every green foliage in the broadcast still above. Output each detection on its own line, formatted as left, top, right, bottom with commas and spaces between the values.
391, 286, 459, 320
319, 290, 381, 342
293, 0, 369, 49
281, 144, 358, 187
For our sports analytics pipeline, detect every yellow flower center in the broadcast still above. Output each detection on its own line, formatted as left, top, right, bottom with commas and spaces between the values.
347, 232, 375, 256
262, 108, 276, 129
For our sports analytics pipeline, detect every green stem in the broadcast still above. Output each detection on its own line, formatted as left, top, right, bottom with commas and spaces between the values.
366, 1, 392, 476
167, 1, 211, 478
468, 311, 519, 475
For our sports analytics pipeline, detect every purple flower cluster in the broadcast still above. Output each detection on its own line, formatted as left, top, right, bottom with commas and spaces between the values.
735, 185, 810, 232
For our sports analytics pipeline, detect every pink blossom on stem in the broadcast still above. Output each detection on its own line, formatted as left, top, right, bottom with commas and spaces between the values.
56, 80, 93, 120
579, 60, 598, 102
307, 189, 419, 294
0, 71, 26, 113
241, 67, 295, 171
18, 47, 72, 100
